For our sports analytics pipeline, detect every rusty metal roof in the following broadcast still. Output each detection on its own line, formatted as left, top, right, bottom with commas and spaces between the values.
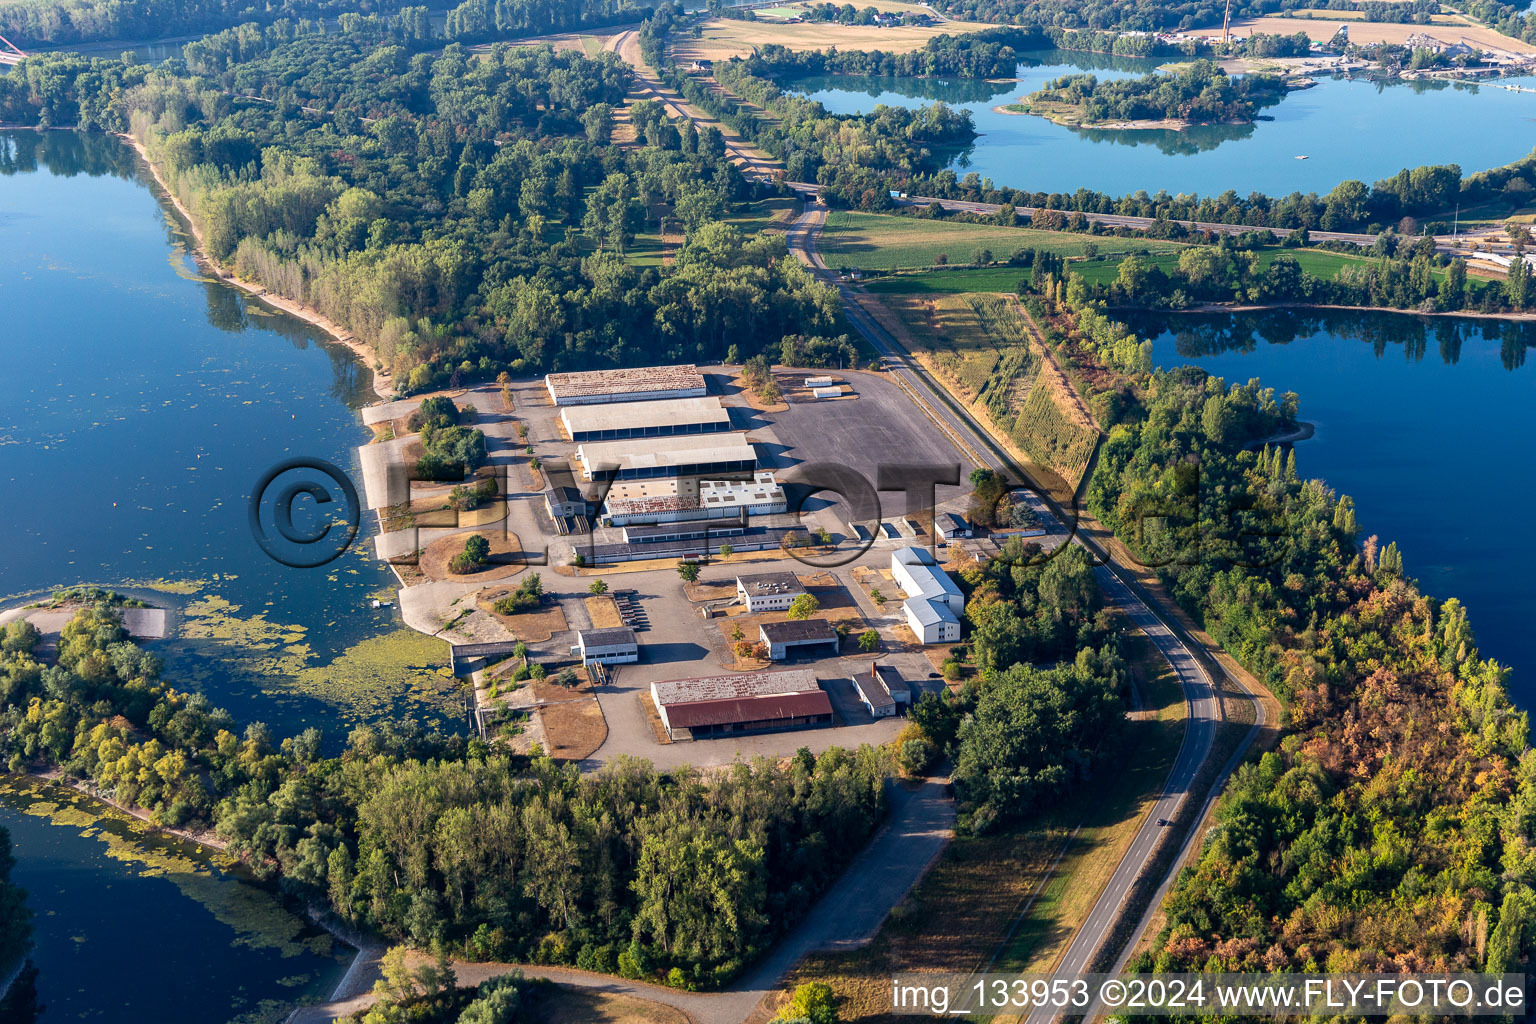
663, 691, 833, 729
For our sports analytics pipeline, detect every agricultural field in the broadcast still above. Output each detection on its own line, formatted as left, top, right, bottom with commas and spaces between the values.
669, 11, 994, 63
1193, 15, 1536, 53
819, 211, 1186, 271
1010, 382, 1099, 490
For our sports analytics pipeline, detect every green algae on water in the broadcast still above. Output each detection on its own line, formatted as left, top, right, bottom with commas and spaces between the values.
0, 776, 339, 962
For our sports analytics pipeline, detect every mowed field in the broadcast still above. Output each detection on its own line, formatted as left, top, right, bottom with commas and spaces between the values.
819, 211, 1187, 271
1192, 15, 1536, 53
671, 9, 995, 62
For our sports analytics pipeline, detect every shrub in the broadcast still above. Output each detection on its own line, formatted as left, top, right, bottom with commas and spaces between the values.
787, 593, 820, 620
898, 736, 938, 777
408, 395, 459, 432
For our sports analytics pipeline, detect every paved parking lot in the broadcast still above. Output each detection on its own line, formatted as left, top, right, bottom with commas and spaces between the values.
753, 370, 979, 521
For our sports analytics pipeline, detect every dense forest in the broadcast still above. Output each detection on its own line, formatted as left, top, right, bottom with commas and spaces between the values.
1009, 257, 1536, 976
0, 29, 848, 393
0, 606, 888, 987
0, 0, 652, 48
1020, 60, 1287, 125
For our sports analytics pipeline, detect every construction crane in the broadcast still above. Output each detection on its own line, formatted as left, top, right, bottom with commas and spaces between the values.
1221, 0, 1234, 46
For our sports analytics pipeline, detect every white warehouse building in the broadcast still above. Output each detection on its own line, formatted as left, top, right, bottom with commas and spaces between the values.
892, 546, 964, 644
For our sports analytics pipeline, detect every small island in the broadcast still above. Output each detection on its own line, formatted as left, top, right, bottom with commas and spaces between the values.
1001, 59, 1288, 131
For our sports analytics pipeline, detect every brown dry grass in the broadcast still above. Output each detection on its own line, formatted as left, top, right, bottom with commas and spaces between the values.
638, 691, 674, 744
528, 983, 693, 1024
420, 530, 524, 582
1196, 15, 1536, 52
710, 573, 870, 659
477, 592, 570, 641
585, 594, 624, 628
865, 290, 1077, 505
539, 697, 608, 760
782, 629, 1191, 1022
672, 15, 994, 62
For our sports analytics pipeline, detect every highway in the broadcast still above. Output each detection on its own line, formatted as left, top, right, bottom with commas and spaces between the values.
787, 203, 1263, 1003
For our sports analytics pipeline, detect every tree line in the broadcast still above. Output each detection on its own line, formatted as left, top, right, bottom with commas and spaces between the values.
1091, 233, 1530, 314
0, 605, 889, 988
894, 520, 1129, 834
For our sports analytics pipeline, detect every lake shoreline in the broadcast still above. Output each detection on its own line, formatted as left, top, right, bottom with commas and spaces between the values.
1145, 300, 1536, 323
6, 771, 373, 1012
116, 131, 396, 403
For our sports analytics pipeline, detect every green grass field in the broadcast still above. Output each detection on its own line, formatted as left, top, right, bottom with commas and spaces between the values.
818, 211, 1187, 272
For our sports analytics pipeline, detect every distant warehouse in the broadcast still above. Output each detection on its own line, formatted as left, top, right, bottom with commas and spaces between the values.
545, 364, 706, 406
576, 433, 756, 481
650, 669, 833, 740
560, 396, 731, 442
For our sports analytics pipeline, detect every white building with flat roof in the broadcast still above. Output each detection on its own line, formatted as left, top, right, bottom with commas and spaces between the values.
892, 546, 964, 644
576, 433, 756, 481
545, 364, 707, 406
560, 396, 730, 442
735, 571, 805, 612
572, 627, 639, 664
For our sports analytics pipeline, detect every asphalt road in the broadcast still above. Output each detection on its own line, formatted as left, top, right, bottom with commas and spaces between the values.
787, 204, 1257, 998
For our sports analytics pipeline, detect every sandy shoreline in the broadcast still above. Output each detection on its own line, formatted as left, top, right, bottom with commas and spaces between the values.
118, 132, 396, 402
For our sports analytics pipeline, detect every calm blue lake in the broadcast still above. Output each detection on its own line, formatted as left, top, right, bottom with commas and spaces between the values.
0, 129, 461, 743
790, 52, 1536, 195
0, 776, 349, 1024
1129, 307, 1536, 703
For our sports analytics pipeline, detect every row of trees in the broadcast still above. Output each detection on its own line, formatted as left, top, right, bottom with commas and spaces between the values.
1094, 236, 1528, 313
0, 0, 652, 48
0, 603, 890, 988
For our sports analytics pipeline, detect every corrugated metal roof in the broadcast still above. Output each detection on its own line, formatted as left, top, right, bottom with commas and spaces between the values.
652, 668, 818, 705
664, 691, 833, 728
546, 364, 705, 399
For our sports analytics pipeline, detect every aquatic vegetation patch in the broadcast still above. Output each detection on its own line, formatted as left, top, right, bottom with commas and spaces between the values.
0, 776, 339, 962
170, 594, 458, 731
